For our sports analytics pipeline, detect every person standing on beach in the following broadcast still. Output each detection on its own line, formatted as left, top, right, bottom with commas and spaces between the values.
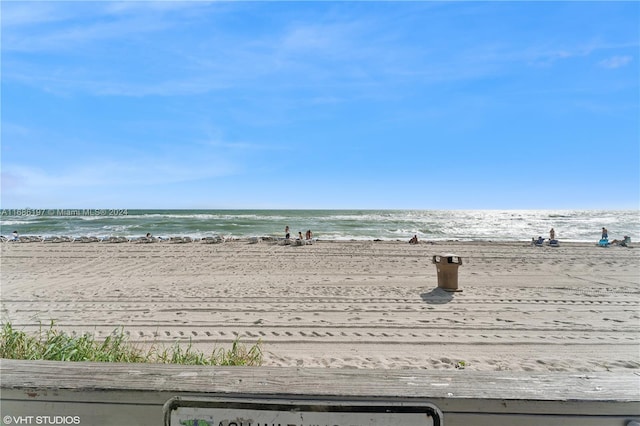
602, 227, 608, 240
285, 226, 290, 239
550, 228, 555, 240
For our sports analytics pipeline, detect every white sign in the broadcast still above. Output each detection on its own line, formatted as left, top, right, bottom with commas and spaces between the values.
164, 398, 442, 426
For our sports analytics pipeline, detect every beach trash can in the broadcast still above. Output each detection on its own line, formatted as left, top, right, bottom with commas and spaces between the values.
432, 254, 463, 292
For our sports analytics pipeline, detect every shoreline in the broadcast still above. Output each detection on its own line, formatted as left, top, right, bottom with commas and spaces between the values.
2, 209, 637, 243
1, 239, 639, 371
0, 236, 627, 245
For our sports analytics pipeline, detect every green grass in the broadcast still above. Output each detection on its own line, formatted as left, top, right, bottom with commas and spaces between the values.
0, 321, 262, 366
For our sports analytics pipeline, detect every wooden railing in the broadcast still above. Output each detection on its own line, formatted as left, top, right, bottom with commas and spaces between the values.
1, 359, 639, 426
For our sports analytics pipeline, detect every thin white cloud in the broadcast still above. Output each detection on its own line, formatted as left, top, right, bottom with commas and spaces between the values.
103, 2, 213, 16
1, 2, 213, 53
3, 15, 171, 53
2, 157, 236, 195
0, 2, 72, 28
204, 140, 281, 151
280, 23, 357, 54
3, 2, 638, 102
599, 55, 633, 69
198, 124, 287, 151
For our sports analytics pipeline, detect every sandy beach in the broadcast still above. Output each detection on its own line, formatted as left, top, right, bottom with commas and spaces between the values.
1, 239, 638, 372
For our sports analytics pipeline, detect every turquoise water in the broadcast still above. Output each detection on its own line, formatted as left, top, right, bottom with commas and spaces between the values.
0, 209, 638, 242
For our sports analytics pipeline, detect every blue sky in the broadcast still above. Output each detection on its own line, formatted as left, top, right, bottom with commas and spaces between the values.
1, 1, 638, 209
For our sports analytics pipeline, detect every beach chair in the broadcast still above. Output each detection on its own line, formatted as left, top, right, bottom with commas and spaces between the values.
169, 236, 193, 244
45, 236, 59, 243
278, 238, 292, 246
201, 236, 223, 244
102, 236, 129, 243
132, 236, 156, 243
19, 236, 43, 243
549, 239, 559, 247
598, 238, 610, 247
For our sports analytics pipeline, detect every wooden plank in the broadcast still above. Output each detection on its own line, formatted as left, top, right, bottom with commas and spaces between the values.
2, 359, 638, 403
1, 359, 639, 426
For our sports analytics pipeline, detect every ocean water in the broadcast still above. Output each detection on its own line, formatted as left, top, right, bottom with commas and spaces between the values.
0, 209, 638, 242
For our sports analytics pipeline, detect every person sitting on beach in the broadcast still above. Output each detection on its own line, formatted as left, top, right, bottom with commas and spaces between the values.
298, 231, 304, 240
146, 233, 152, 238
11, 231, 18, 241
409, 235, 418, 244
610, 236, 631, 247
534, 236, 544, 246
